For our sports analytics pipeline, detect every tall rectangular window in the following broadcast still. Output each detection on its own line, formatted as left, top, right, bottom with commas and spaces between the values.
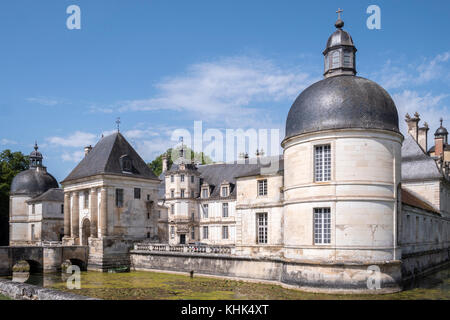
258, 180, 268, 196
314, 208, 331, 244
180, 189, 185, 198
257, 213, 268, 244
191, 190, 195, 198
202, 188, 209, 198
115, 189, 124, 208
170, 175, 174, 183
170, 226, 175, 239
134, 188, 141, 199
32, 204, 35, 214
171, 204, 175, 215
191, 227, 195, 240
222, 226, 229, 239
84, 191, 89, 209
170, 190, 175, 198
181, 174, 185, 182
314, 145, 331, 182
202, 226, 209, 239
31, 224, 35, 241
61, 204, 64, 214
191, 176, 195, 183
222, 203, 229, 217
202, 204, 209, 218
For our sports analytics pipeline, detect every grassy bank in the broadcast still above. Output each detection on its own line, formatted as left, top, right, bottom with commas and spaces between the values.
0, 294, 11, 300
47, 269, 450, 300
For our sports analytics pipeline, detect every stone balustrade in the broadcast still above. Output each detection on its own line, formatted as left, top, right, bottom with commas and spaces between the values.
133, 243, 235, 255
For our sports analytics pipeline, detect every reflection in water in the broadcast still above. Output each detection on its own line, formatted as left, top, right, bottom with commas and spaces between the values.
5, 266, 450, 300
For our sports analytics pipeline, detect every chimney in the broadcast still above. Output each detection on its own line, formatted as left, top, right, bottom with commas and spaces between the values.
405, 112, 420, 142
435, 136, 444, 159
418, 122, 429, 153
162, 155, 168, 173
84, 145, 92, 156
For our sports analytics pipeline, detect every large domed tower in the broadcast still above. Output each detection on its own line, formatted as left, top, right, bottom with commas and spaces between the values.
9, 143, 59, 245
281, 15, 403, 291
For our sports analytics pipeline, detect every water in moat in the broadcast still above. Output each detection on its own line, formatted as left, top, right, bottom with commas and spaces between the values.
3, 267, 450, 300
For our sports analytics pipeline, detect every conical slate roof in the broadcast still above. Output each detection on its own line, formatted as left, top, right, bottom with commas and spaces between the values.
62, 132, 158, 183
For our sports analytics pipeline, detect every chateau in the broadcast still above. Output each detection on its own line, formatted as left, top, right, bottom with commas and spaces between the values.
7, 17, 450, 293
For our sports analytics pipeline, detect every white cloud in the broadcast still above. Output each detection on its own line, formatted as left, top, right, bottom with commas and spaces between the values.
0, 138, 18, 145
95, 56, 316, 124
416, 52, 450, 84
61, 151, 85, 163
47, 131, 97, 148
393, 90, 449, 134
26, 96, 64, 106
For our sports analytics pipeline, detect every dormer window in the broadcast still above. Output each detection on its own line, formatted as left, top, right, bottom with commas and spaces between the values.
170, 175, 174, 183
221, 186, 229, 197
120, 155, 133, 173
201, 187, 209, 199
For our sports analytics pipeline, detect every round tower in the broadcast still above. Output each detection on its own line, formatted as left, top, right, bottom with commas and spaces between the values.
281, 16, 403, 292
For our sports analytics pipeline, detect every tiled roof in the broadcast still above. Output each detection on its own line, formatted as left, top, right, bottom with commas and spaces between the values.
27, 188, 64, 204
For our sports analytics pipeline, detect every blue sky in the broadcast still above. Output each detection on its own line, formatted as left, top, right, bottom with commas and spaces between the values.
0, 0, 449, 182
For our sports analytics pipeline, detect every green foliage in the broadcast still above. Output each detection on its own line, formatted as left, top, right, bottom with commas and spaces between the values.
148, 147, 213, 176
0, 150, 29, 245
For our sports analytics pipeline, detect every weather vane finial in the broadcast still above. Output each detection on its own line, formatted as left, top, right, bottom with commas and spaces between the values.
116, 117, 121, 132
440, 117, 443, 127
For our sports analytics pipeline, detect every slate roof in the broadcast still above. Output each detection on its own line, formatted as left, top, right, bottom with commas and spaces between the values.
11, 168, 59, 196
401, 133, 443, 181
402, 188, 440, 215
196, 156, 283, 198
62, 132, 158, 183
27, 188, 64, 204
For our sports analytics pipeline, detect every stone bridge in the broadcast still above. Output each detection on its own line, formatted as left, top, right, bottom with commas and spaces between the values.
0, 246, 89, 276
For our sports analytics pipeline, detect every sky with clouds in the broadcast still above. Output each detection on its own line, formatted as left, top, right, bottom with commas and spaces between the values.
0, 0, 449, 182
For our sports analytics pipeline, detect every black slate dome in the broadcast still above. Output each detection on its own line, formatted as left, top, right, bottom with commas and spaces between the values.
11, 169, 58, 196
285, 75, 400, 140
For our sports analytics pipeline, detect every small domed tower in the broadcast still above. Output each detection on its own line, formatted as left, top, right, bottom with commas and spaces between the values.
9, 143, 59, 245
281, 14, 403, 291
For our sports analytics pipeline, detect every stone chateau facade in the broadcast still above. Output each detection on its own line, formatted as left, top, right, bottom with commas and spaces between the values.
8, 17, 450, 293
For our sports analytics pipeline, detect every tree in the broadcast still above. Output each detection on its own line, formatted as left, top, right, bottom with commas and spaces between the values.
0, 150, 29, 245
148, 146, 213, 177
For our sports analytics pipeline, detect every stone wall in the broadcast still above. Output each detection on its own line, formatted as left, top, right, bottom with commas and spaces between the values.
0, 279, 97, 300
130, 249, 402, 293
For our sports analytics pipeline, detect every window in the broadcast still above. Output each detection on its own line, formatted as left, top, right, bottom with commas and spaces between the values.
202, 226, 209, 239
258, 180, 268, 196
331, 50, 340, 68
170, 226, 175, 239
202, 188, 209, 198
191, 176, 195, 183
32, 204, 35, 214
170, 190, 175, 198
158, 210, 161, 219
257, 213, 268, 244
84, 191, 89, 209
181, 174, 185, 182
61, 204, 64, 214
181, 189, 185, 198
115, 189, 124, 208
147, 211, 150, 219
191, 212, 195, 220
221, 186, 229, 197
191, 228, 195, 240
171, 204, 175, 215
170, 175, 174, 183
134, 188, 141, 199
120, 155, 133, 173
314, 145, 331, 182
222, 203, 229, 218
147, 194, 150, 201
314, 208, 331, 244
343, 51, 352, 67
147, 232, 151, 239
31, 224, 35, 241
222, 226, 229, 239
202, 204, 209, 218
191, 190, 195, 198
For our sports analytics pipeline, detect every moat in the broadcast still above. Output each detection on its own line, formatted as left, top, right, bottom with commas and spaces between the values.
2, 267, 450, 300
